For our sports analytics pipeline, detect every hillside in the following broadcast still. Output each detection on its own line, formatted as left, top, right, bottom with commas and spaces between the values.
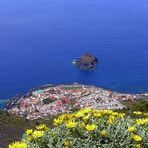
0, 110, 53, 148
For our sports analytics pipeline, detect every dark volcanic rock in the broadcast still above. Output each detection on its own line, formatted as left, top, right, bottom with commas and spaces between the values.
74, 54, 98, 70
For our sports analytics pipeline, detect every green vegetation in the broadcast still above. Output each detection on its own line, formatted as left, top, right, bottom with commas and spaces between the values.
130, 100, 148, 112
0, 110, 53, 148
9, 109, 148, 148
120, 100, 148, 116
1, 99, 148, 147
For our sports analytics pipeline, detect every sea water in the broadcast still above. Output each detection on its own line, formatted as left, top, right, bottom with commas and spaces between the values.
0, 0, 148, 106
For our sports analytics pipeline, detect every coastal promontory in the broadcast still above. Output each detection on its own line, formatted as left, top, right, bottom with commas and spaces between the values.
6, 84, 145, 120
73, 54, 98, 70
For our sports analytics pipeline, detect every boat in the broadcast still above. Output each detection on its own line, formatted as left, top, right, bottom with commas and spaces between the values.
72, 60, 76, 65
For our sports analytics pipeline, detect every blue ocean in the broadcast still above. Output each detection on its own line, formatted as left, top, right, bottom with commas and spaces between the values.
0, 0, 148, 107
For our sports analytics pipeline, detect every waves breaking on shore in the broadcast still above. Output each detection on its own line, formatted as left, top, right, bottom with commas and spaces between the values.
0, 99, 9, 109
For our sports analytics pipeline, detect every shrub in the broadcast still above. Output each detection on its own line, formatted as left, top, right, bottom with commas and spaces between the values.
9, 109, 148, 148
131, 101, 148, 112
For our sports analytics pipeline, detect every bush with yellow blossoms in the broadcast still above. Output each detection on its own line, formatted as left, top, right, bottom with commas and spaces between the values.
9, 109, 148, 148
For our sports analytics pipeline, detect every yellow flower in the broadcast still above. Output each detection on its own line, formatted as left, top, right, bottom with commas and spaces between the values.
102, 110, 113, 115
111, 112, 119, 116
107, 116, 115, 125
65, 120, 78, 128
64, 140, 71, 148
60, 113, 75, 120
80, 108, 92, 114
60, 113, 69, 120
118, 113, 125, 118
85, 124, 97, 131
128, 126, 136, 132
27, 136, 34, 141
32, 130, 44, 139
53, 117, 63, 126
93, 113, 102, 117
80, 122, 86, 129
133, 111, 142, 115
100, 130, 108, 138
136, 144, 141, 148
82, 114, 90, 120
25, 129, 33, 135
132, 134, 142, 142
75, 111, 84, 118
9, 141, 27, 148
36, 124, 48, 131
136, 118, 148, 125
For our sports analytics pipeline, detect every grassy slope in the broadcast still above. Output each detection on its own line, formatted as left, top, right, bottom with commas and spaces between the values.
0, 110, 53, 148
121, 99, 148, 112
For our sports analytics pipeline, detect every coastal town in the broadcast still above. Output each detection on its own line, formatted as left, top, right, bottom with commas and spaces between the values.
6, 84, 144, 120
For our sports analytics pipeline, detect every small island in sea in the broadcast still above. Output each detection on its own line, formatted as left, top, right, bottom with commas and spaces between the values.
73, 54, 98, 70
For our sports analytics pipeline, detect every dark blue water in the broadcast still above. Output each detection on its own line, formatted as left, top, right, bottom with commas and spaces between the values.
0, 0, 148, 103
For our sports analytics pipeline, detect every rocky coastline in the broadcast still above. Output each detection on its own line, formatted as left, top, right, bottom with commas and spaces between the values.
6, 83, 148, 120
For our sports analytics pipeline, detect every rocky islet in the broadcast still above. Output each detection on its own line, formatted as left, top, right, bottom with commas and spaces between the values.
73, 54, 98, 70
